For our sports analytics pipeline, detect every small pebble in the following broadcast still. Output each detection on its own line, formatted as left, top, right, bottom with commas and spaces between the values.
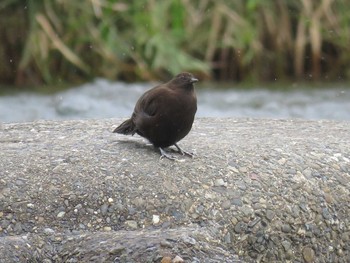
27, 203, 35, 209
161, 257, 172, 263
160, 240, 173, 248
322, 208, 331, 219
302, 246, 315, 263
232, 198, 242, 206
182, 236, 196, 246
236, 181, 247, 190
224, 232, 231, 244
43, 228, 55, 235
278, 158, 286, 165
231, 217, 238, 225
125, 220, 138, 229
324, 193, 334, 204
239, 167, 248, 173
241, 206, 254, 217
281, 224, 291, 233
103, 226, 112, 231
172, 255, 184, 263
152, 214, 160, 225
234, 222, 246, 234
282, 240, 291, 251
221, 200, 231, 210
57, 211, 65, 218
100, 204, 108, 215
214, 178, 226, 187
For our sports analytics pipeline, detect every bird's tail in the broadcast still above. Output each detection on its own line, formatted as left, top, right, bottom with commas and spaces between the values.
113, 119, 136, 135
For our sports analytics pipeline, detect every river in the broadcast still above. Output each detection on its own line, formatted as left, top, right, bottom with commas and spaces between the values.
1, 79, 349, 123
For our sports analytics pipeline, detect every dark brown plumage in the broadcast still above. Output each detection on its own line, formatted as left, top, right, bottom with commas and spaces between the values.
113, 72, 198, 160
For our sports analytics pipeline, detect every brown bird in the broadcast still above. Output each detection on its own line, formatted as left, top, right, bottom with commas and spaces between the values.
113, 72, 198, 160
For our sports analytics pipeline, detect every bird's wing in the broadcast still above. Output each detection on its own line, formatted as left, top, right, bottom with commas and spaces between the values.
134, 85, 169, 117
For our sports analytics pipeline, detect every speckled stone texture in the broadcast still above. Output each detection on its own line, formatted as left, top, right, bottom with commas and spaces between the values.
0, 118, 349, 262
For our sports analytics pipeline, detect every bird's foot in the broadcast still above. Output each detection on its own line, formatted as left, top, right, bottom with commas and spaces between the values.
159, 147, 177, 161
174, 143, 194, 158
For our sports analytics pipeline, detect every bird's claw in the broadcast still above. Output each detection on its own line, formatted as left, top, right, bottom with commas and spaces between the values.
159, 148, 177, 161
159, 145, 194, 161
174, 143, 194, 158
181, 150, 194, 157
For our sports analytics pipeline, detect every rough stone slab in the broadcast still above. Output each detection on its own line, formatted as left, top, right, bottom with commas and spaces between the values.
0, 118, 349, 262
0, 227, 236, 262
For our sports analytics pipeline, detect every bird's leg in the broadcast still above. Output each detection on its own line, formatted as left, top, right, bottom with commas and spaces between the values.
174, 143, 194, 158
159, 147, 177, 161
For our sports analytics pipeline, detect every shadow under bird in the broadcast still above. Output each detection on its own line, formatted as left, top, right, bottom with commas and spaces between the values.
113, 72, 198, 160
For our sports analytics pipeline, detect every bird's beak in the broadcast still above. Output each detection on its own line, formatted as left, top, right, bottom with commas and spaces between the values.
191, 77, 199, 83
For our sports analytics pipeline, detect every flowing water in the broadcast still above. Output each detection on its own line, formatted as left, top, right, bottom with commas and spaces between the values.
0, 79, 349, 123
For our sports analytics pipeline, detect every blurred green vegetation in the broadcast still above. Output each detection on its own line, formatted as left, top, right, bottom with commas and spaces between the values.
0, 0, 349, 86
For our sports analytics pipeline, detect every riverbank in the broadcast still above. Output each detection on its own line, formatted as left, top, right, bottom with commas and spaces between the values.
1, 118, 349, 262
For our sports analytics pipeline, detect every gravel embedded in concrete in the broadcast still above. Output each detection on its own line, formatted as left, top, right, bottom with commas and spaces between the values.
0, 118, 349, 262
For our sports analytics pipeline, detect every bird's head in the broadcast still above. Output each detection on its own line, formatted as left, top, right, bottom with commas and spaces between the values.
170, 72, 198, 89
